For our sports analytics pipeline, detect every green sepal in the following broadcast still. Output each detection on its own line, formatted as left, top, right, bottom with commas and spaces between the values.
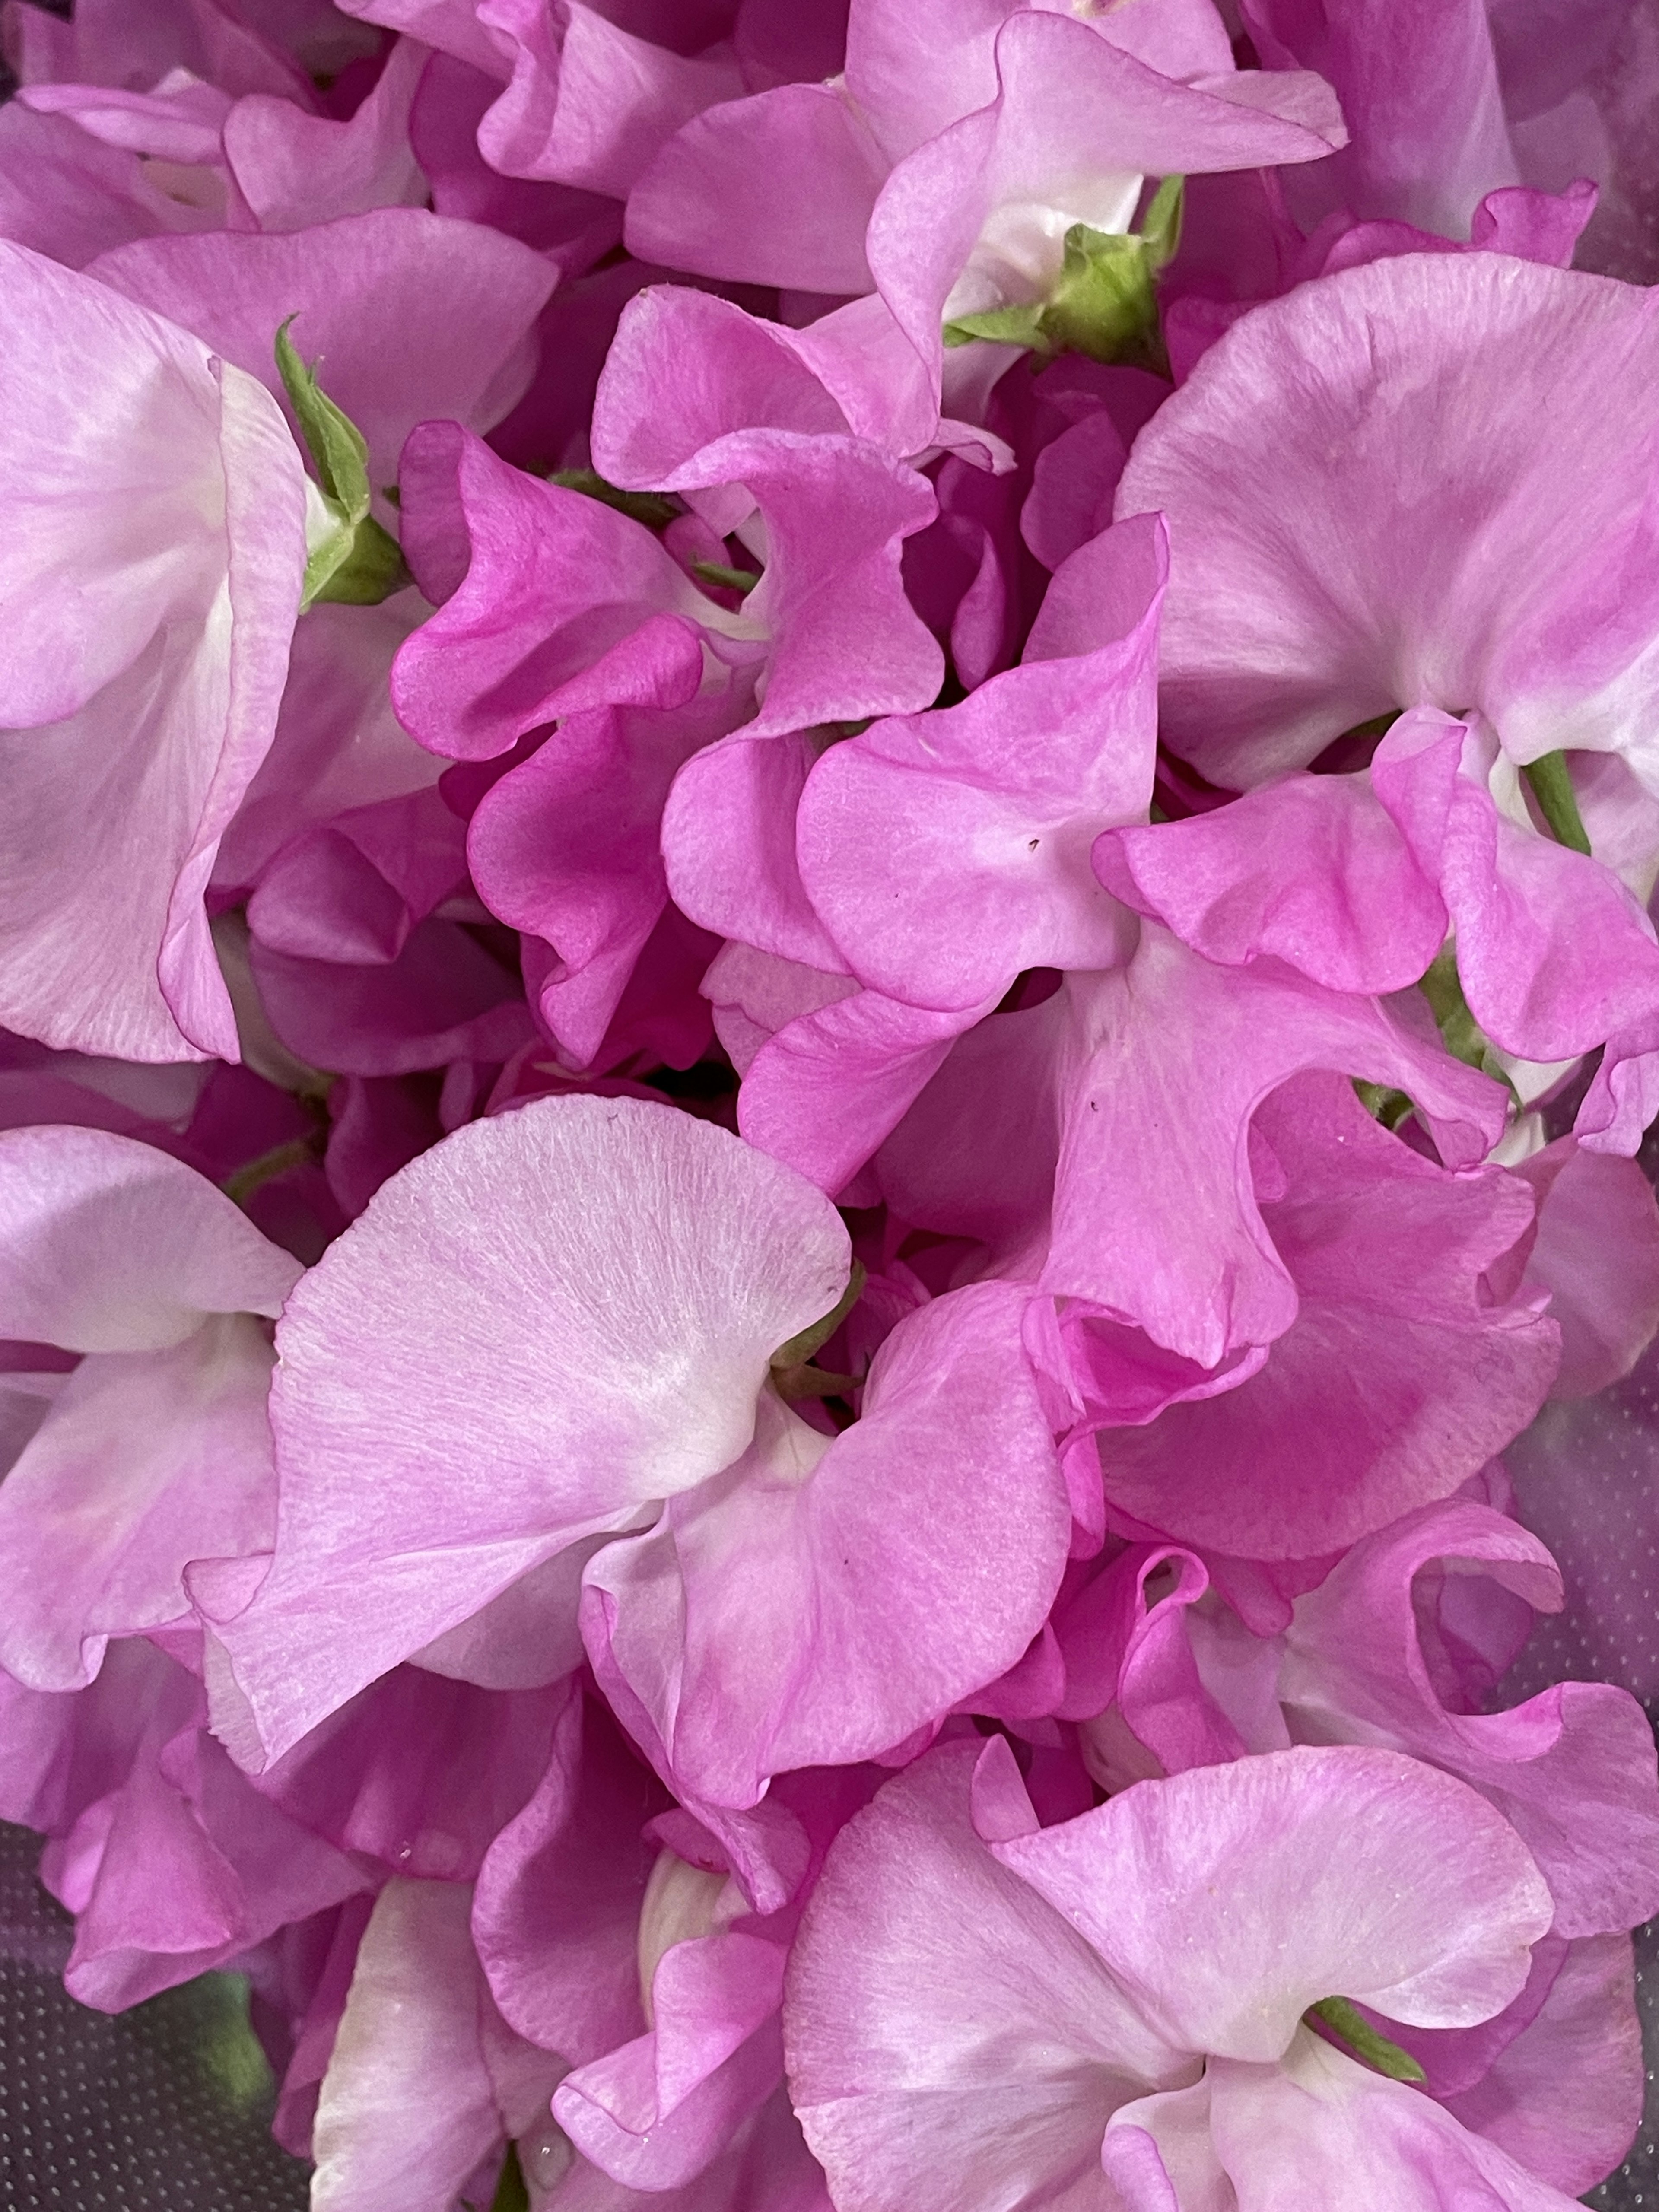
545, 467, 679, 531
309, 513, 411, 606
1352, 1078, 1415, 1132
1307, 1996, 1427, 2084
691, 559, 762, 596
772, 1261, 867, 1373
1416, 944, 1519, 1107
275, 316, 411, 611
276, 315, 371, 521
944, 176, 1184, 367
1522, 750, 1592, 856
943, 301, 1049, 351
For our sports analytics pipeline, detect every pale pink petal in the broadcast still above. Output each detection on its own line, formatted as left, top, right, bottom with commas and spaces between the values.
585, 1283, 1072, 1806
0, 243, 306, 1060
997, 1746, 1552, 2060
203, 1096, 849, 1765
786, 1740, 1192, 2212
0, 1124, 299, 1348
89, 207, 556, 491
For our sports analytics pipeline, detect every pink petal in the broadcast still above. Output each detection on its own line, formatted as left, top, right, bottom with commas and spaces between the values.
1118, 254, 1659, 788
585, 1283, 1071, 1806
0, 244, 306, 1060
998, 1745, 1553, 2059
204, 1096, 850, 1766
1281, 1499, 1659, 1938
786, 1740, 1192, 2212
1096, 771, 1448, 997
626, 82, 884, 290
89, 207, 557, 492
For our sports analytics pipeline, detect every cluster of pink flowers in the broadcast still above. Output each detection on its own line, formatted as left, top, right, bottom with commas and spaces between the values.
4, 0, 1659, 2203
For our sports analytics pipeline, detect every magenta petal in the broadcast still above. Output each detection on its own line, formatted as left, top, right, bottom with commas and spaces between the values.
391, 424, 718, 760
554, 1933, 786, 2187
626, 82, 884, 290
796, 518, 1161, 1012
470, 686, 745, 1067
738, 987, 986, 1197
204, 1096, 850, 1766
474, 1687, 663, 2065
1096, 771, 1448, 997
593, 289, 852, 493
1040, 933, 1510, 1367
479, 0, 743, 197
221, 35, 429, 231
1371, 708, 1659, 1063
664, 731, 849, 973
1094, 1075, 1558, 1558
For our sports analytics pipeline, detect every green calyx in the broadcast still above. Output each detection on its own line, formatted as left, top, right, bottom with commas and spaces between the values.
691, 559, 762, 597
1355, 940, 1517, 1136
1306, 1996, 1427, 2084
770, 1260, 867, 1402
544, 467, 679, 531
275, 318, 412, 611
943, 175, 1183, 369
1521, 750, 1592, 856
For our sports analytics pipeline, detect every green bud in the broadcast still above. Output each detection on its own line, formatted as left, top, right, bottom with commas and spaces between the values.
1306, 1996, 1427, 2084
275, 317, 412, 611
1521, 750, 1592, 857
944, 176, 1184, 369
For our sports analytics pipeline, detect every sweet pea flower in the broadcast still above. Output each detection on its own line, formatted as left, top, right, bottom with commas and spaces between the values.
785, 1737, 1630, 2209
336, 0, 765, 202
392, 417, 940, 1065
623, 0, 1343, 454
0, 1125, 301, 1691
1112, 252, 1659, 1144
197, 1094, 1071, 1813
307, 1868, 831, 2212
698, 513, 1166, 1195
552, 1767, 880, 2191
0, 1636, 368, 2013
1058, 1496, 1659, 1953
1058, 1069, 1560, 1560
0, 239, 307, 1060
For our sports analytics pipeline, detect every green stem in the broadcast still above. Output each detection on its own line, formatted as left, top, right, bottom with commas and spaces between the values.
221, 1136, 319, 1209
1522, 750, 1591, 855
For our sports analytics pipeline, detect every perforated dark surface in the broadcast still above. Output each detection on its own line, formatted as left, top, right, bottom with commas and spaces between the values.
1505, 1341, 1659, 2206
0, 1822, 310, 2210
